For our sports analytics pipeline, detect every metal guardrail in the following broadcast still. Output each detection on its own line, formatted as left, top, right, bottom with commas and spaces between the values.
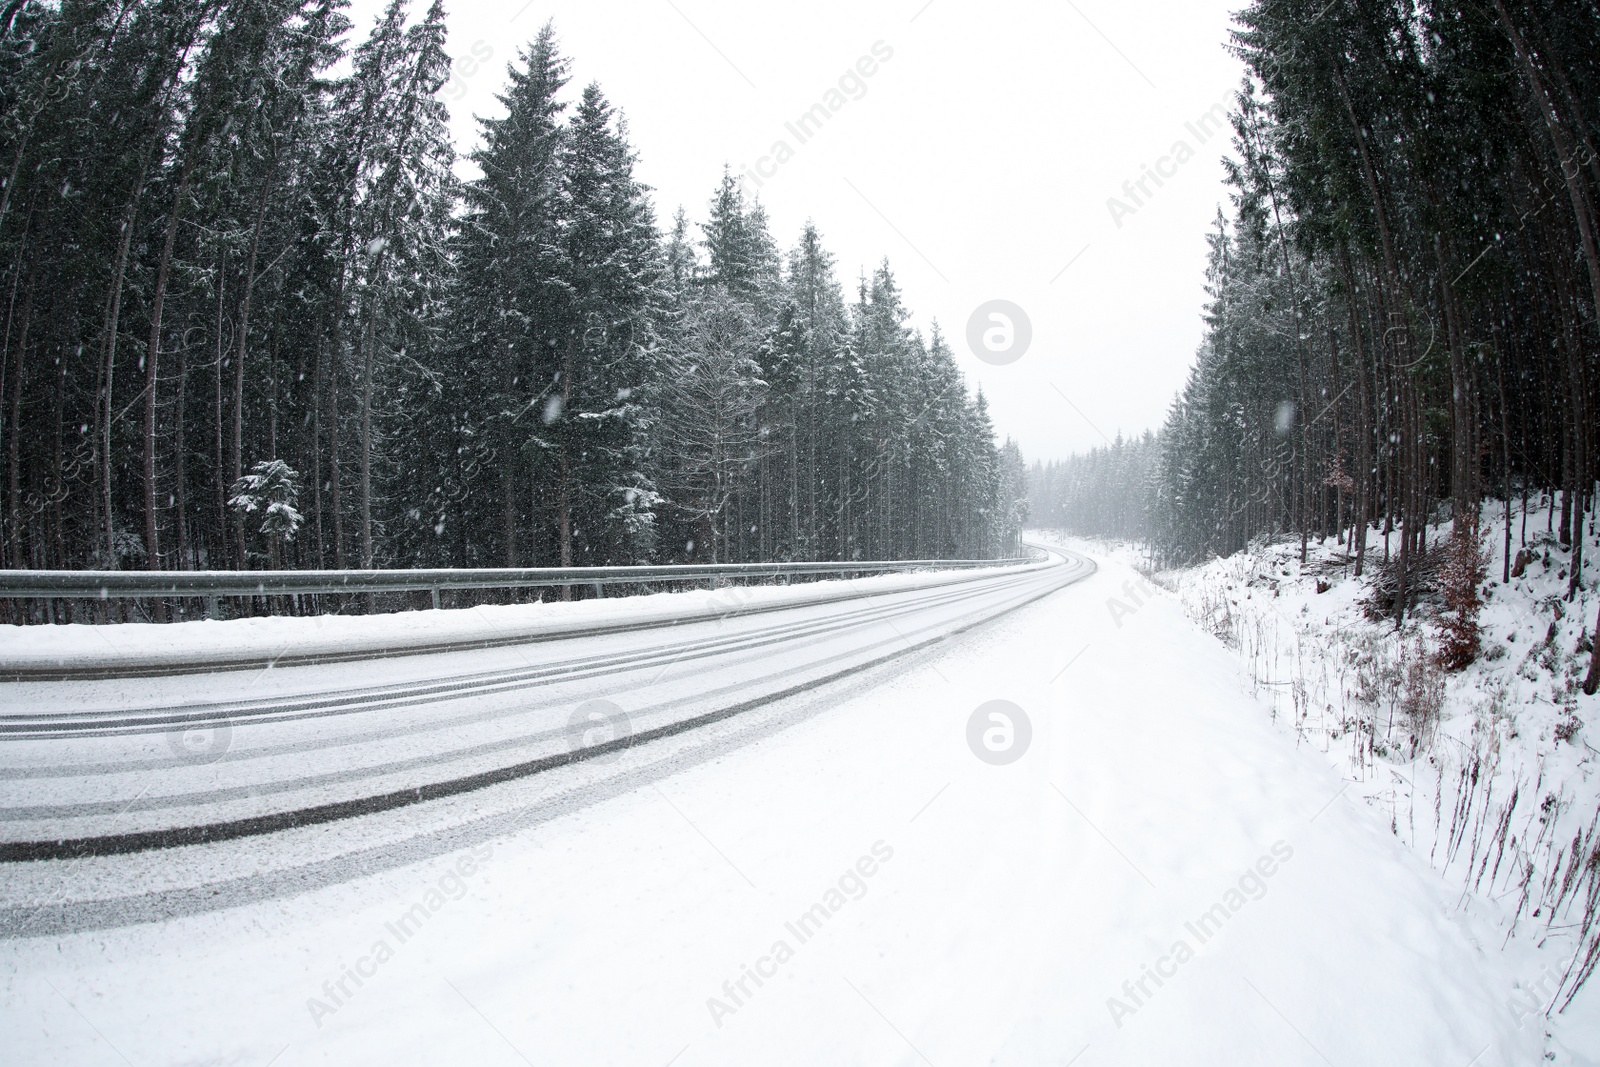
0, 557, 1029, 607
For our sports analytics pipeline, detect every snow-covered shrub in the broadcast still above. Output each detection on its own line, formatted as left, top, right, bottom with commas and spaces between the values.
229, 460, 304, 565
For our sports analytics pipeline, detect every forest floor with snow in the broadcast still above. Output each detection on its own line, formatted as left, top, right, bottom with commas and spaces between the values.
1038, 501, 1600, 1060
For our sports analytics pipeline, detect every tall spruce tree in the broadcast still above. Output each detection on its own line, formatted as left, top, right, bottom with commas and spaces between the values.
448, 21, 568, 568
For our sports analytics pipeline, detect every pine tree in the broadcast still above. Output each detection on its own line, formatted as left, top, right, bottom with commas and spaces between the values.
546, 81, 662, 566
449, 21, 569, 568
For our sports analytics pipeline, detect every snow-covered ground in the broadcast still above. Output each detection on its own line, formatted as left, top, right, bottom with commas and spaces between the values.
1, 541, 1588, 1065
1038, 503, 1600, 1063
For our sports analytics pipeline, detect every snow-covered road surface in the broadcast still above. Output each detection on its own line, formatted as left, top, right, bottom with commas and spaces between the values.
0, 555, 1089, 907
0, 547, 1555, 1065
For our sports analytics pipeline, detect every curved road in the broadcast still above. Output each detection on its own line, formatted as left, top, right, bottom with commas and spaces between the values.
0, 547, 1092, 934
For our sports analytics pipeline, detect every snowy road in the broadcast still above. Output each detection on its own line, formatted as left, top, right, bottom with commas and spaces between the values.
0, 554, 1090, 916
0, 546, 1551, 1065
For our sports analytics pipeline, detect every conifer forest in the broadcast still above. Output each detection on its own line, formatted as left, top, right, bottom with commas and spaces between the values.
0, 1, 1025, 597
1031, 0, 1600, 627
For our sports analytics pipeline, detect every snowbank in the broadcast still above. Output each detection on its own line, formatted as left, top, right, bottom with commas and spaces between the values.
1035, 511, 1600, 1062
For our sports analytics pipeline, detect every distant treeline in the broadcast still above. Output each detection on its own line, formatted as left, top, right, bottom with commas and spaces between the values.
0, 1, 1023, 584
1033, 0, 1599, 620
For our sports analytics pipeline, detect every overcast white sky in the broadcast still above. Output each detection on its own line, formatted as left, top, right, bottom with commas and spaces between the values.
350, 0, 1248, 463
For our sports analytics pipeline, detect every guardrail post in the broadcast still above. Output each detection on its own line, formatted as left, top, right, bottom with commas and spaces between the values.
430, 587, 441, 610
206, 595, 221, 620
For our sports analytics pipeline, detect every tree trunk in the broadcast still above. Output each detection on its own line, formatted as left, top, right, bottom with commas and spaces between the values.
214, 249, 227, 568
328, 342, 345, 569
1498, 343, 1513, 584
559, 336, 573, 586
1584, 600, 1600, 695
175, 329, 189, 572
100, 187, 142, 569
143, 171, 190, 572
5, 271, 34, 569
232, 167, 275, 568
312, 331, 325, 568
1338, 248, 1372, 578
359, 304, 377, 569
1436, 234, 1476, 525
501, 463, 517, 569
